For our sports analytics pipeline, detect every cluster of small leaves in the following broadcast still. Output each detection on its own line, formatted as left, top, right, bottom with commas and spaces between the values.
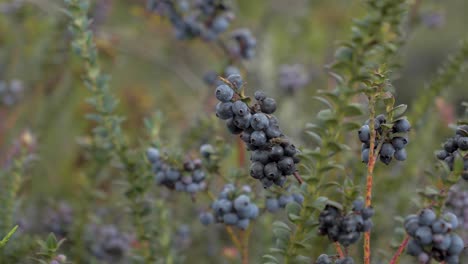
199, 184, 259, 230
0, 79, 24, 107
410, 39, 468, 123
404, 209, 465, 263
435, 125, 468, 181
358, 114, 411, 165
265, 187, 304, 213
315, 254, 355, 264
146, 147, 207, 193
318, 200, 374, 247
34, 233, 67, 264
65, 0, 125, 154
278, 64, 310, 95
214, 74, 301, 188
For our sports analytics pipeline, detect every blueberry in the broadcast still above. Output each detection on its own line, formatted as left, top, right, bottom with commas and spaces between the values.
240, 131, 251, 143
146, 148, 160, 163
405, 216, 420, 236
227, 74, 243, 90
283, 143, 297, 157
216, 102, 234, 120
236, 219, 250, 230
266, 198, 280, 212
223, 213, 239, 225
417, 252, 430, 264
278, 195, 294, 208
316, 254, 332, 264
250, 113, 269, 131
166, 169, 181, 181
234, 195, 250, 211
446, 255, 460, 264
217, 199, 233, 214
457, 137, 468, 150
362, 220, 373, 232
415, 226, 432, 245
250, 162, 264, 179
352, 199, 365, 212
431, 220, 450, 233
433, 234, 451, 251
192, 170, 206, 183
277, 157, 294, 174
261, 177, 274, 188
251, 150, 270, 164
260, 97, 277, 114
186, 183, 200, 193
224, 66, 240, 77
381, 143, 396, 157
447, 234, 464, 255
254, 91, 266, 101
391, 137, 408, 150
233, 112, 252, 129
335, 257, 355, 264
199, 212, 214, 226
361, 148, 370, 163
443, 212, 459, 229
376, 114, 386, 124
444, 138, 458, 153
268, 145, 284, 161
379, 153, 392, 165
394, 148, 407, 161
393, 119, 411, 133
292, 193, 304, 205
250, 131, 267, 147
418, 209, 436, 226
265, 124, 282, 139
226, 118, 243, 134
211, 16, 229, 34
264, 162, 280, 179
215, 84, 234, 102
406, 239, 423, 256
246, 204, 259, 219
436, 150, 449, 160
358, 125, 371, 143
232, 101, 250, 116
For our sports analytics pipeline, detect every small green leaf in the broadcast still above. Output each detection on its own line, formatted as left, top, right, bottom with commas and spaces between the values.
305, 131, 323, 146
312, 96, 333, 109
288, 213, 301, 222
317, 109, 335, 120
286, 202, 302, 216
342, 103, 365, 117
262, 255, 279, 263
389, 104, 408, 118
272, 221, 292, 232
311, 196, 329, 211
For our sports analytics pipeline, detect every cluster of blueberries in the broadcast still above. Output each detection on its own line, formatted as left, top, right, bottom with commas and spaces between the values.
86, 224, 133, 263
199, 184, 259, 230
315, 255, 355, 264
147, 0, 234, 41
146, 147, 207, 193
43, 202, 74, 239
446, 186, 468, 232
404, 209, 464, 263
278, 64, 310, 95
214, 75, 301, 188
318, 199, 374, 247
435, 125, 468, 181
358, 114, 411, 165
0, 79, 24, 107
231, 28, 256, 60
265, 190, 304, 213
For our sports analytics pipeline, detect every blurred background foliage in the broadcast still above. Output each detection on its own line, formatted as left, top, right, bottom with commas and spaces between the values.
0, 0, 467, 263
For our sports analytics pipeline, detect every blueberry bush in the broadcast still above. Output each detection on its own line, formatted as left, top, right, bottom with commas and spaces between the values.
0, 0, 467, 263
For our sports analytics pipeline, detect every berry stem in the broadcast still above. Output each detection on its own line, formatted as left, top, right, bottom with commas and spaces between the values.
240, 226, 252, 264
334, 242, 345, 258
225, 226, 242, 251
364, 95, 377, 264
237, 137, 246, 168
293, 171, 304, 184
389, 235, 409, 264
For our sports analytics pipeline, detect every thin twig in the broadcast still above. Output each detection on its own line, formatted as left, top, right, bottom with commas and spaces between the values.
389, 235, 409, 264
293, 171, 304, 184
334, 242, 345, 258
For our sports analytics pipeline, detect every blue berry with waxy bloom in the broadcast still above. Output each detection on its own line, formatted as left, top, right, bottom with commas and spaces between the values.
215, 84, 234, 102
